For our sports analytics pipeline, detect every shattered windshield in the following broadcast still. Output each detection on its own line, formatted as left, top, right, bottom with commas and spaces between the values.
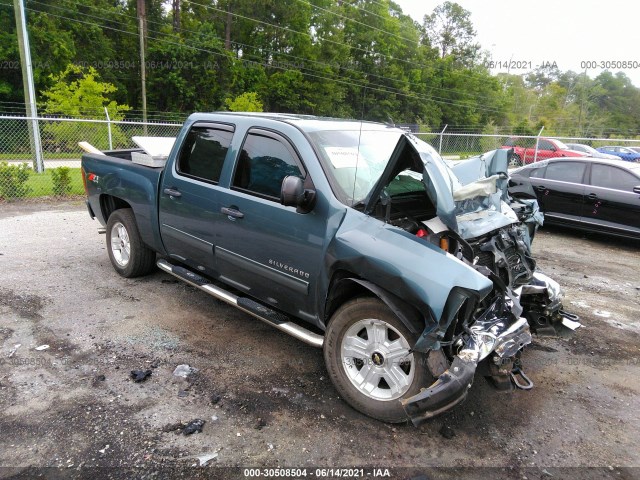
308, 129, 403, 205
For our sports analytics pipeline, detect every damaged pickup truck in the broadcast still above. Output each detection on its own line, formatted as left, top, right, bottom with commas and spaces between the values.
81, 113, 580, 424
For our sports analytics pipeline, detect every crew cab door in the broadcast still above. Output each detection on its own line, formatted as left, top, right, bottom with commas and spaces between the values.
159, 122, 234, 275
214, 128, 327, 317
582, 163, 640, 236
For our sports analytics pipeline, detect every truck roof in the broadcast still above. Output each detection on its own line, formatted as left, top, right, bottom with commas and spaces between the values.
186, 112, 400, 133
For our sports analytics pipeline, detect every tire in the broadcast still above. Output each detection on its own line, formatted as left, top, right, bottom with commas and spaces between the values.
106, 208, 156, 278
324, 297, 433, 423
509, 153, 522, 167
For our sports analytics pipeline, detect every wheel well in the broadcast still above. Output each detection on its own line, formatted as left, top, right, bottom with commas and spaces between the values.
324, 271, 372, 324
325, 271, 427, 335
100, 195, 131, 222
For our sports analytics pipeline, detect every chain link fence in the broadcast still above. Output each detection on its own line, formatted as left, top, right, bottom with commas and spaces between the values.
0, 116, 182, 201
414, 132, 640, 165
1, 115, 640, 201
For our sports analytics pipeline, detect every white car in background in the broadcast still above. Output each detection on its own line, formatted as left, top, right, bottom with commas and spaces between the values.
565, 143, 620, 160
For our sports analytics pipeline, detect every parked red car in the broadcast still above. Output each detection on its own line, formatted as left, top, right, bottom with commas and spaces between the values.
501, 137, 587, 166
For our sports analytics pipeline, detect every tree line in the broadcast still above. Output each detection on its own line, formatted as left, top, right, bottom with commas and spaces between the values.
1, 0, 639, 137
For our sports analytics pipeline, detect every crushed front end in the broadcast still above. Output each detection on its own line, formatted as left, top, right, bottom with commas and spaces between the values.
399, 145, 581, 425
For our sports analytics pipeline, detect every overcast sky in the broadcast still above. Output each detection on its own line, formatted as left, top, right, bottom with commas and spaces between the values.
395, 0, 640, 86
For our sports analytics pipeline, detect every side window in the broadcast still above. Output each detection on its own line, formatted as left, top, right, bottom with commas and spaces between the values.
591, 164, 639, 191
529, 166, 545, 178
177, 125, 234, 183
538, 139, 553, 150
233, 131, 303, 199
544, 162, 586, 183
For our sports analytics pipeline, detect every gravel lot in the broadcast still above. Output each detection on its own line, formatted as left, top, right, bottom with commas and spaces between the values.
1, 201, 639, 479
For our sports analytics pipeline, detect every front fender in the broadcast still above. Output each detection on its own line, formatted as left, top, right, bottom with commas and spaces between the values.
325, 210, 493, 334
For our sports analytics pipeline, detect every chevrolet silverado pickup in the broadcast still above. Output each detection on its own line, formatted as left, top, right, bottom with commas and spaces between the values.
81, 113, 580, 424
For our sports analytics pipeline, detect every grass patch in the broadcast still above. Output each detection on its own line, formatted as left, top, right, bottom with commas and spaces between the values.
26, 167, 84, 197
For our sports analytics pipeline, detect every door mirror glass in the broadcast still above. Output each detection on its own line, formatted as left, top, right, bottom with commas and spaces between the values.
280, 175, 316, 213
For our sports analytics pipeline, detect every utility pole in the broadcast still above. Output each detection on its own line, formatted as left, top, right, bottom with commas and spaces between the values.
225, 5, 232, 50
137, 0, 148, 133
172, 0, 180, 32
13, 0, 44, 173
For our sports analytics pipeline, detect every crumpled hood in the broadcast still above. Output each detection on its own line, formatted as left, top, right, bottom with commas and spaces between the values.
410, 138, 522, 239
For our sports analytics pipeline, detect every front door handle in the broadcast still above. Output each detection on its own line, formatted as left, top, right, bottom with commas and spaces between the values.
534, 185, 546, 192
163, 187, 182, 198
221, 207, 244, 219
586, 193, 598, 200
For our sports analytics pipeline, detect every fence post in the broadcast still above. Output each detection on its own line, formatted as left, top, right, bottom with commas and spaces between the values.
104, 107, 113, 150
438, 124, 448, 154
533, 126, 544, 163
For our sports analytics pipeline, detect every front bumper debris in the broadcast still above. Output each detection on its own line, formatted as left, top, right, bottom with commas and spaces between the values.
401, 310, 532, 425
518, 272, 582, 335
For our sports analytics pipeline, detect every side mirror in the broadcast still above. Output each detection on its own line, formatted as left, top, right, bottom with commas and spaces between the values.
280, 176, 316, 213
633, 186, 640, 194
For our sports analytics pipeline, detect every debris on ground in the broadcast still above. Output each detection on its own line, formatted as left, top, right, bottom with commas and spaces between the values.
91, 374, 106, 386
34, 344, 50, 351
98, 445, 110, 454
173, 364, 198, 378
183, 419, 206, 435
162, 422, 185, 433
439, 425, 456, 439
210, 394, 221, 405
177, 389, 189, 397
8, 344, 21, 357
129, 369, 152, 383
255, 418, 267, 430
194, 451, 219, 466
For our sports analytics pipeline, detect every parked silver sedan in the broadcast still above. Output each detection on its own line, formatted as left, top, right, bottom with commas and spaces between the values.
565, 143, 620, 160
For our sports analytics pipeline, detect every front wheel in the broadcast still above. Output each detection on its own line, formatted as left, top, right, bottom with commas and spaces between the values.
323, 297, 433, 423
106, 208, 156, 278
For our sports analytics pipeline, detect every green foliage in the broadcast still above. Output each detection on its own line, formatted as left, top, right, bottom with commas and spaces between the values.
41, 64, 130, 151
0, 0, 639, 137
479, 122, 501, 152
51, 166, 72, 196
225, 92, 263, 112
0, 162, 31, 199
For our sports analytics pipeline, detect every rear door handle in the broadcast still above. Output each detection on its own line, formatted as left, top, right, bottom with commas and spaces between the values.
163, 187, 182, 198
534, 185, 546, 192
221, 207, 244, 219
586, 193, 598, 200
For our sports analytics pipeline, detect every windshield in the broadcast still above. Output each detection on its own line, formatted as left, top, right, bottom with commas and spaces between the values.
554, 139, 569, 149
308, 129, 403, 205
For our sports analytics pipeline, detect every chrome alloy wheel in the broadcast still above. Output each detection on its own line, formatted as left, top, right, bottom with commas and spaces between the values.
340, 318, 415, 401
110, 221, 131, 267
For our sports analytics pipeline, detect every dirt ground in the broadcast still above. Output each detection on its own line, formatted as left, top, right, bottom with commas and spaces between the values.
0, 200, 639, 480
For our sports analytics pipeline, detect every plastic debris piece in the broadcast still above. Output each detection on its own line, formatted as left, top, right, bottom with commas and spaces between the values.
195, 452, 218, 466
8, 344, 21, 357
129, 369, 152, 382
99, 445, 110, 454
35, 345, 50, 351
183, 419, 205, 435
173, 364, 198, 378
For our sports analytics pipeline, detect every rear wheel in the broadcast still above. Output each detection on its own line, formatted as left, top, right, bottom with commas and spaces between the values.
106, 208, 156, 278
509, 153, 522, 167
324, 297, 433, 423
